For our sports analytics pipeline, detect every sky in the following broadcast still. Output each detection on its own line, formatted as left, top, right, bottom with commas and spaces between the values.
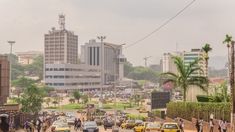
0, 0, 235, 68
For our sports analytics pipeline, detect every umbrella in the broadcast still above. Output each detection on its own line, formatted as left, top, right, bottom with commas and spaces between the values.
0, 114, 9, 118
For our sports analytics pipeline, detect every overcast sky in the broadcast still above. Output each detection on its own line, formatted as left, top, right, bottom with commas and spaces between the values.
0, 0, 234, 67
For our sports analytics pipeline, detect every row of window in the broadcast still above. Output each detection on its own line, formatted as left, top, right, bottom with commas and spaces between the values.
46, 82, 100, 86
45, 75, 100, 78
45, 68, 99, 72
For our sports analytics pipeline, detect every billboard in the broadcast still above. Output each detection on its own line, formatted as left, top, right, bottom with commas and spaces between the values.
151, 92, 170, 109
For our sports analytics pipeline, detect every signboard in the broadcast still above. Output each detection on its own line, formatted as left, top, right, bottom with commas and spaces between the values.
151, 92, 170, 109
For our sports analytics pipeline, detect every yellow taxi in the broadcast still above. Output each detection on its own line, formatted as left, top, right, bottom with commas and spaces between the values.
145, 122, 162, 132
133, 122, 148, 132
121, 120, 135, 129
161, 122, 181, 132
77, 109, 86, 113
55, 123, 70, 132
139, 108, 149, 113
51, 120, 62, 132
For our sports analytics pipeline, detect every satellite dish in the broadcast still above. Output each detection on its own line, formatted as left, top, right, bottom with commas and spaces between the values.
51, 27, 56, 30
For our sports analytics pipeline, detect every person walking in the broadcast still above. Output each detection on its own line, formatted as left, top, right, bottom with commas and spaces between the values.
74, 118, 78, 130
174, 117, 178, 123
0, 115, 9, 132
9, 119, 16, 132
76, 118, 82, 131
220, 120, 227, 132
218, 118, 223, 132
42, 120, 47, 132
30, 120, 35, 132
25, 119, 31, 132
195, 118, 200, 132
179, 119, 184, 132
209, 119, 214, 132
36, 118, 42, 132
199, 118, 203, 132
103, 118, 108, 130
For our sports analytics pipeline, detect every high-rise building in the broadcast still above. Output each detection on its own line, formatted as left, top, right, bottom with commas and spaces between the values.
81, 39, 126, 84
44, 14, 78, 64
182, 49, 206, 76
162, 51, 182, 74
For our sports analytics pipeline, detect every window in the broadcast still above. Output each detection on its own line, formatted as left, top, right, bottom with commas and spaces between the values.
90, 47, 92, 65
54, 75, 64, 78
93, 47, 96, 65
45, 75, 53, 78
97, 47, 99, 66
54, 83, 64, 86
184, 57, 198, 60
184, 54, 198, 56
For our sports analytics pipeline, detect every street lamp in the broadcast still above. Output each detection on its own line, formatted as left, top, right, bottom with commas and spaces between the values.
7, 41, 16, 55
104, 43, 125, 129
97, 36, 106, 100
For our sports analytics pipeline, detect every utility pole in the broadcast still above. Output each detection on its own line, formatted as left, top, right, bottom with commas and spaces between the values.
97, 36, 106, 101
104, 43, 125, 131
230, 40, 235, 132
7, 41, 15, 98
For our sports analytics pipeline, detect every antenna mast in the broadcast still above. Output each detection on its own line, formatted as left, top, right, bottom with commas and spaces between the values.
58, 14, 65, 30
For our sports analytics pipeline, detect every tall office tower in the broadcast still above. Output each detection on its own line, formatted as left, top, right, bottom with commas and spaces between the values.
44, 14, 78, 64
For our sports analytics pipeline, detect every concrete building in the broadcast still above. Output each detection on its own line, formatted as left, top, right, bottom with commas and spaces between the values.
182, 49, 206, 76
15, 51, 43, 65
44, 14, 78, 65
0, 56, 10, 104
81, 39, 126, 85
45, 63, 105, 91
162, 51, 182, 74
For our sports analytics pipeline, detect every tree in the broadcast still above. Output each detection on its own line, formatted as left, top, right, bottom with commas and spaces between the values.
24, 56, 43, 80
12, 76, 36, 91
160, 56, 210, 101
72, 90, 81, 103
44, 98, 51, 107
209, 81, 229, 102
11, 97, 21, 104
52, 100, 58, 107
69, 98, 75, 104
202, 43, 212, 77
81, 95, 88, 104
124, 61, 134, 77
20, 85, 44, 113
40, 86, 55, 97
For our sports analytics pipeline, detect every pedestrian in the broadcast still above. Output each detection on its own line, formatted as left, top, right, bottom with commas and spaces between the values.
9, 119, 16, 132
74, 118, 78, 130
0, 114, 9, 132
220, 120, 227, 132
199, 118, 203, 132
179, 119, 184, 132
25, 119, 31, 132
209, 119, 214, 132
103, 118, 108, 130
76, 118, 82, 131
36, 117, 42, 132
42, 120, 47, 132
195, 118, 200, 132
218, 118, 223, 132
174, 117, 178, 123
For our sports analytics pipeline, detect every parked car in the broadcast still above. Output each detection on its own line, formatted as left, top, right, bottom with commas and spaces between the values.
161, 122, 181, 132
54, 123, 70, 132
81, 121, 99, 132
133, 122, 148, 132
139, 108, 149, 113
96, 109, 106, 114
121, 120, 135, 129
94, 116, 106, 125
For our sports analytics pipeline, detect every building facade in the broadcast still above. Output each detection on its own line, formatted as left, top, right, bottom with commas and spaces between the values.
81, 39, 126, 85
0, 56, 10, 104
162, 51, 182, 74
44, 14, 78, 65
44, 64, 107, 91
15, 51, 43, 65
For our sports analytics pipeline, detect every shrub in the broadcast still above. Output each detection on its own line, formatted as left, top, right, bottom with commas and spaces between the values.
196, 95, 209, 102
152, 110, 161, 118
103, 106, 112, 109
166, 102, 230, 122
126, 114, 147, 120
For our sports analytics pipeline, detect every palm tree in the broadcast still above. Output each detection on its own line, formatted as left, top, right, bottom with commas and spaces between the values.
223, 35, 232, 75
223, 34, 234, 130
202, 43, 212, 76
44, 98, 51, 107
160, 56, 210, 101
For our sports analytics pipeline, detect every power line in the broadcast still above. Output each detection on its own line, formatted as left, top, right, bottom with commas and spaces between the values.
104, 0, 196, 73
123, 0, 196, 49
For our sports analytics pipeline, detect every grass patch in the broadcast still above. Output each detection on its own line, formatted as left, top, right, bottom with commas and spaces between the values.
7, 100, 18, 104
43, 102, 139, 110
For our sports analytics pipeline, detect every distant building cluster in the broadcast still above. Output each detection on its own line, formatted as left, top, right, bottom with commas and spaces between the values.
15, 51, 43, 65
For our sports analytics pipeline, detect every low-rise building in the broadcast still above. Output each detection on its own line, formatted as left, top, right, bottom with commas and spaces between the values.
15, 51, 43, 65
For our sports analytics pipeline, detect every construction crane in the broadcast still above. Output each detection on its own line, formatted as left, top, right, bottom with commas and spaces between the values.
143, 56, 152, 67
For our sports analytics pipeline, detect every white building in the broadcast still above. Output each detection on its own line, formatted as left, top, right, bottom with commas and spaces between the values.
81, 39, 126, 85
44, 63, 107, 91
15, 51, 43, 65
162, 51, 182, 74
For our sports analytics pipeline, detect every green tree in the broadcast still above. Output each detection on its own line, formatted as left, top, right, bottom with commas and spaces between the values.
52, 100, 58, 107
20, 85, 44, 113
69, 98, 75, 104
72, 90, 81, 103
24, 56, 43, 80
11, 97, 21, 104
12, 76, 36, 92
124, 61, 134, 77
81, 95, 88, 104
44, 98, 51, 107
160, 56, 210, 101
202, 43, 212, 76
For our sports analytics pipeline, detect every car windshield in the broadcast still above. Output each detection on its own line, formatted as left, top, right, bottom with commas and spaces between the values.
84, 122, 97, 127
57, 124, 69, 128
163, 124, 178, 129
147, 123, 161, 127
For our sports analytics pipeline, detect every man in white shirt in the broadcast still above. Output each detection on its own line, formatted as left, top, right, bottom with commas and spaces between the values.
209, 119, 214, 132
